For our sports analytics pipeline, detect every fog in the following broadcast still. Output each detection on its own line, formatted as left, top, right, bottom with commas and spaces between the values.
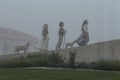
0, 0, 120, 50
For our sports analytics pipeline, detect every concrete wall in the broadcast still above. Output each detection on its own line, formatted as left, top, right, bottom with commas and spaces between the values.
1, 39, 120, 63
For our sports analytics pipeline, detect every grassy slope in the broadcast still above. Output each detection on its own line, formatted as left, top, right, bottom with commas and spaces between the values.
0, 68, 120, 80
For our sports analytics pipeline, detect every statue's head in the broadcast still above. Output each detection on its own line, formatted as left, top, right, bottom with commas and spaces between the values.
83, 20, 88, 24
59, 21, 64, 27
43, 24, 48, 29
82, 20, 88, 31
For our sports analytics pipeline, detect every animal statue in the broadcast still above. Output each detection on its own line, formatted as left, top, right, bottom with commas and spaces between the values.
65, 41, 75, 49
14, 42, 30, 54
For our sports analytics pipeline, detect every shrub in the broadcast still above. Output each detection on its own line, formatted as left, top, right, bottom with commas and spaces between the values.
95, 60, 120, 71
78, 62, 89, 69
48, 52, 64, 64
68, 50, 76, 67
0, 52, 64, 68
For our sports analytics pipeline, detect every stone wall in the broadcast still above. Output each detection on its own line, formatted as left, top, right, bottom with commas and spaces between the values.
1, 39, 120, 63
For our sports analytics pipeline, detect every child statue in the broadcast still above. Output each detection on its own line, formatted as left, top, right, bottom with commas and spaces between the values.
74, 20, 89, 46
56, 21, 66, 50
36, 24, 49, 50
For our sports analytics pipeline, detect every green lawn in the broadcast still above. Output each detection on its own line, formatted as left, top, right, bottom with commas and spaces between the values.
0, 68, 120, 80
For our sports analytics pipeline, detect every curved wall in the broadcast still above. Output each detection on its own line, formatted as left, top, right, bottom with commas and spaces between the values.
0, 27, 38, 55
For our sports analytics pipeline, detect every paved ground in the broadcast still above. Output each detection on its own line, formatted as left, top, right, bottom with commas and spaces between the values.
23, 67, 120, 73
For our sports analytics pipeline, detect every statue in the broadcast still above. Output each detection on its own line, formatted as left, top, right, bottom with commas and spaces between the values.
14, 42, 30, 54
56, 21, 66, 50
74, 20, 89, 46
36, 24, 49, 50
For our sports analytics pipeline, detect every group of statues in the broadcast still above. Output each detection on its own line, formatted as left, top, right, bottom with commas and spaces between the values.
36, 20, 89, 51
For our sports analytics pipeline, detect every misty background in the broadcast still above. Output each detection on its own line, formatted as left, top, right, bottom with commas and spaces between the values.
0, 0, 120, 50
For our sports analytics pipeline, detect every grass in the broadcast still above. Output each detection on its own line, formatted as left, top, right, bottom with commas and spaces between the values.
0, 68, 120, 80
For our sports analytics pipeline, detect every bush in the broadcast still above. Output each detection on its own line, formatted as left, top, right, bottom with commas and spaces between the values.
0, 58, 31, 68
95, 60, 120, 71
0, 52, 64, 68
68, 50, 76, 67
77, 62, 90, 69
48, 52, 64, 64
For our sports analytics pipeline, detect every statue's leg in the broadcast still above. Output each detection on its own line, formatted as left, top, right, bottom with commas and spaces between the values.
36, 36, 44, 50
56, 36, 63, 50
56, 39, 61, 50
77, 38, 84, 46
74, 34, 84, 46
83, 38, 89, 45
40, 36, 46, 50
46, 39, 49, 50
44, 37, 49, 50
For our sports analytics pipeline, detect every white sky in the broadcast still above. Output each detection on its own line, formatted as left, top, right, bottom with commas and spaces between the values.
0, 0, 120, 50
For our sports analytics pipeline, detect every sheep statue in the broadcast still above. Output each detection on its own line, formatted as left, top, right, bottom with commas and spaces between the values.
14, 42, 30, 54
